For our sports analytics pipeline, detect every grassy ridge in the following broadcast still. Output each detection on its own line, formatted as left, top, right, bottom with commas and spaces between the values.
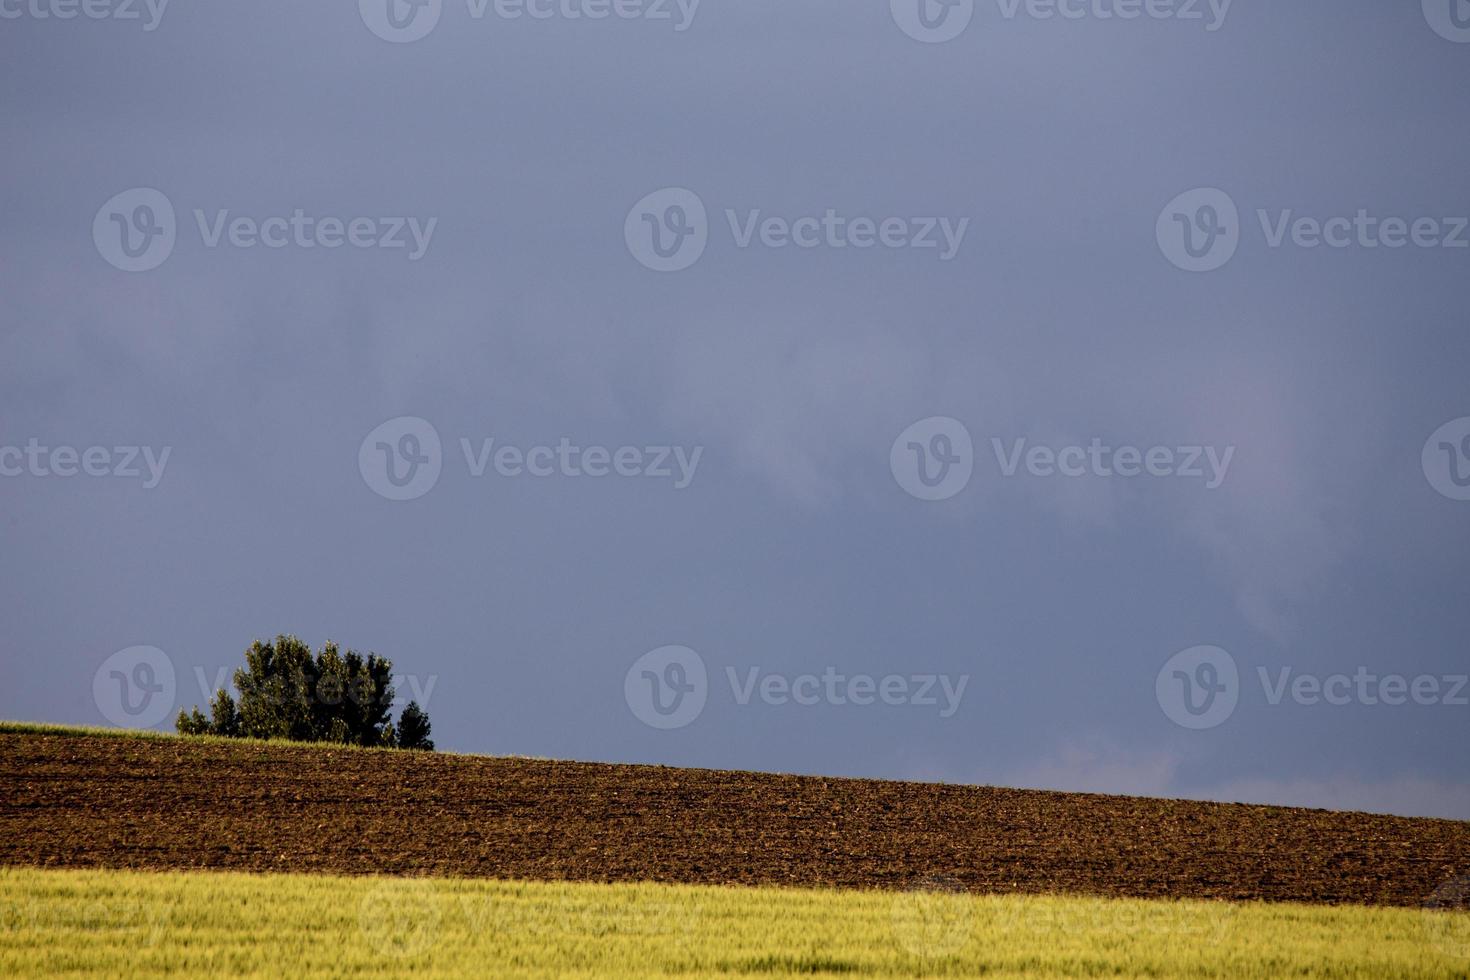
3, 867, 1467, 978
0, 721, 180, 741
0, 721, 407, 755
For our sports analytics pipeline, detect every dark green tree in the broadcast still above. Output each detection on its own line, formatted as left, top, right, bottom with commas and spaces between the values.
338, 647, 395, 746
396, 701, 434, 751
175, 706, 209, 736
233, 635, 315, 740
207, 688, 240, 737
174, 635, 430, 751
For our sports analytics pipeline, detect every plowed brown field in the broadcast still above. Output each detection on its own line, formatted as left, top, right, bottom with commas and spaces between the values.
1, 731, 1465, 907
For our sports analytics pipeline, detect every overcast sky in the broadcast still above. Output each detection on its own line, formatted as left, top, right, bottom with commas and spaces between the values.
2, 0, 1468, 820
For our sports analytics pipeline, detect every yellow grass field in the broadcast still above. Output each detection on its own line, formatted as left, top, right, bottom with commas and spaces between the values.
2, 866, 1468, 978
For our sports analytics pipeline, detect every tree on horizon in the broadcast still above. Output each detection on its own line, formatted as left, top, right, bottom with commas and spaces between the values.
177, 634, 433, 751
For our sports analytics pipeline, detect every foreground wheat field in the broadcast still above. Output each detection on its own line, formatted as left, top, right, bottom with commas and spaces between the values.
2, 867, 1467, 979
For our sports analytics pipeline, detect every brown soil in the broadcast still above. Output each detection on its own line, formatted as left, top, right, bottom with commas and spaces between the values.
1, 731, 1464, 907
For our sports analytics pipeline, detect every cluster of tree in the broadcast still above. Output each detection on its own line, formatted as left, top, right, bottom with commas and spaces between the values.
176, 634, 433, 750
